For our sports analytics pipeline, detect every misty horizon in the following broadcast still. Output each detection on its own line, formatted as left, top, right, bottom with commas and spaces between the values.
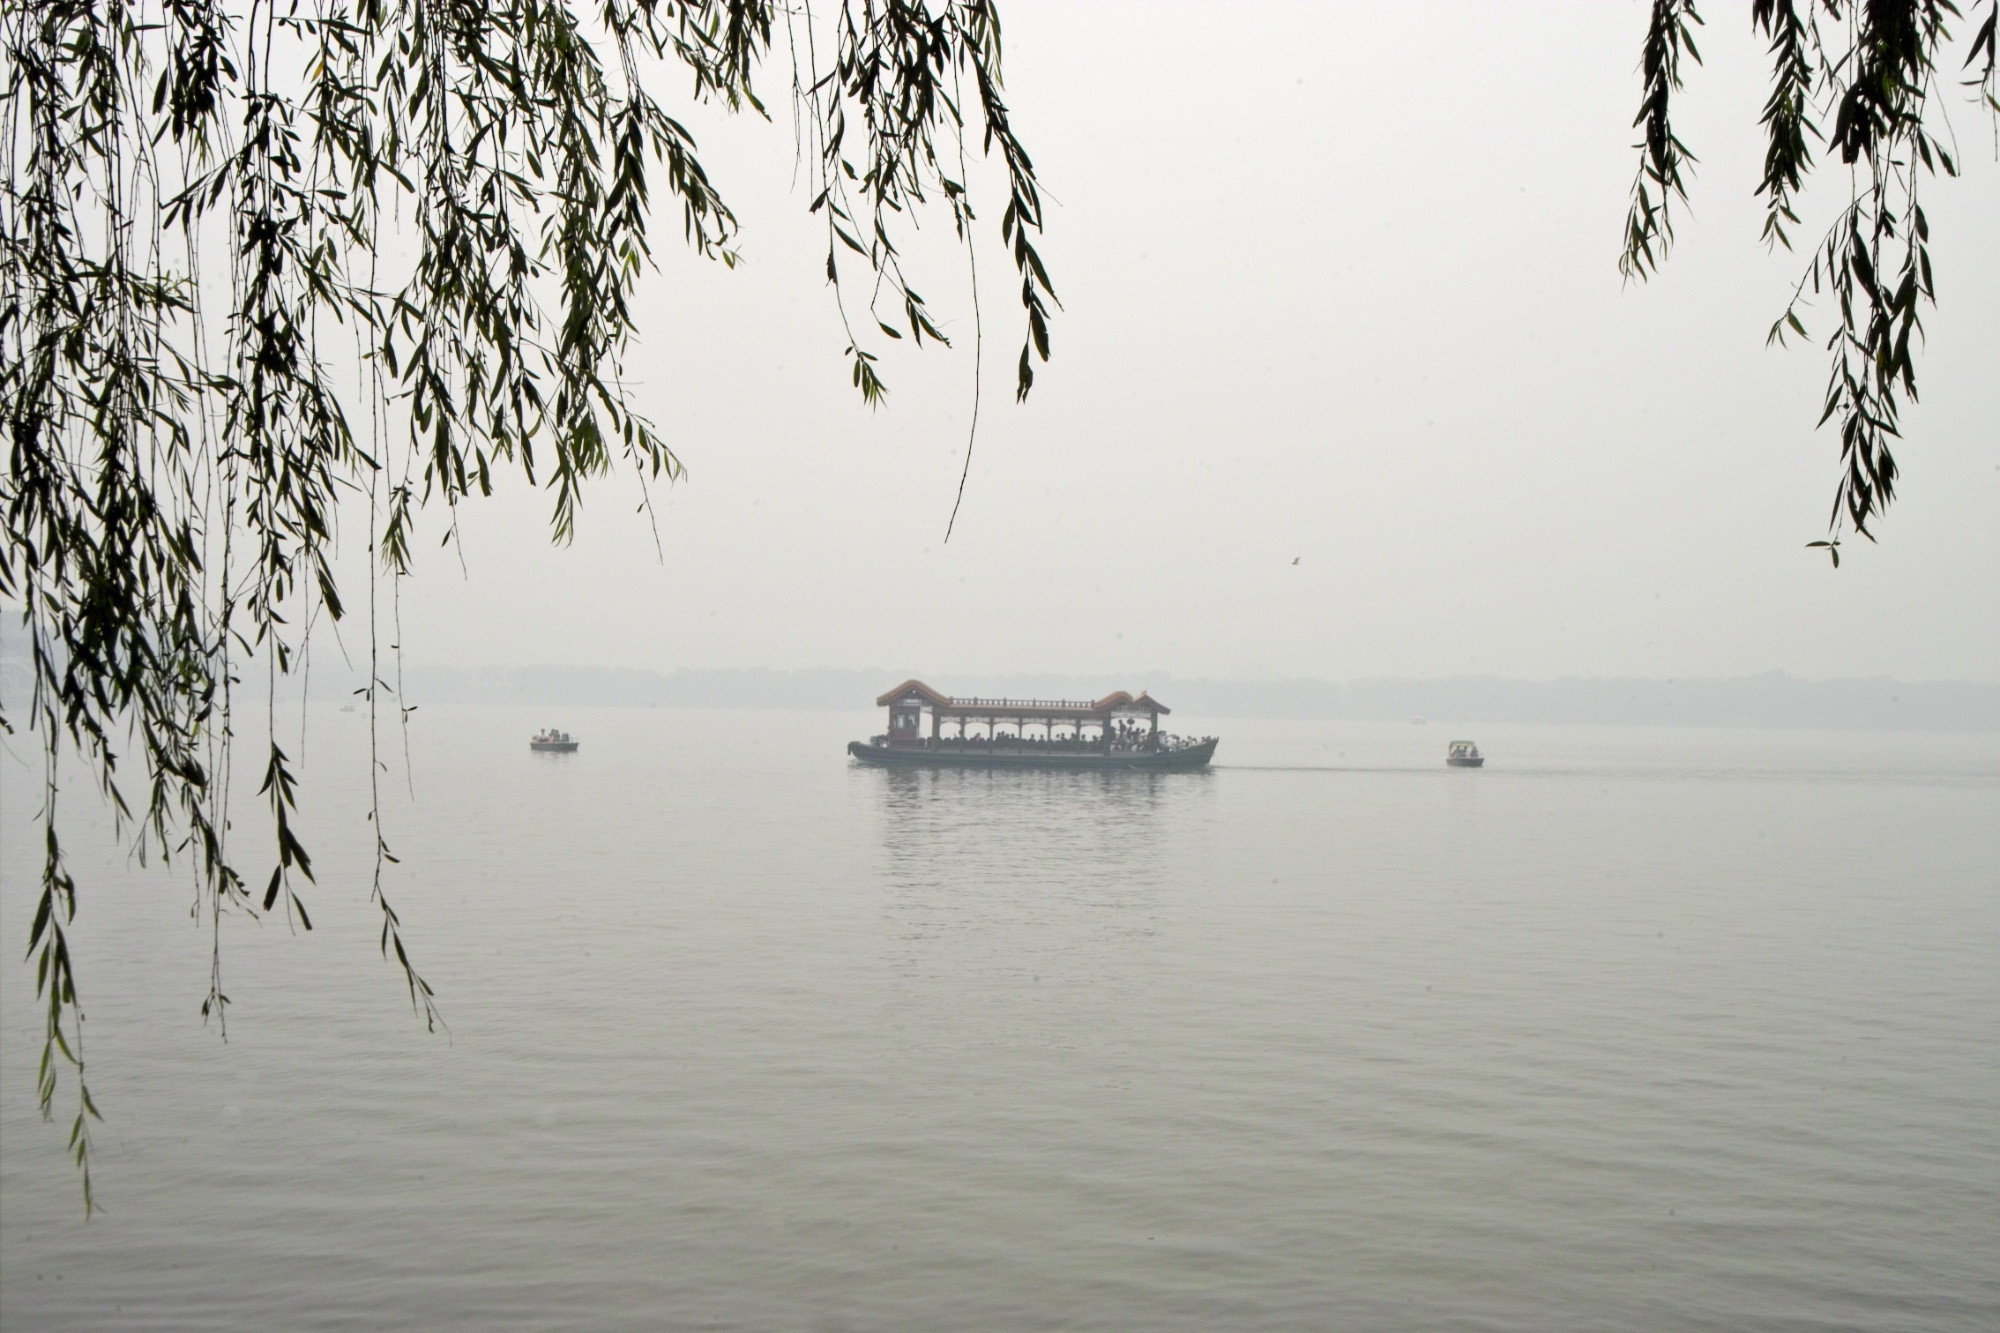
244, 4, 1994, 690
5, 3, 1996, 1328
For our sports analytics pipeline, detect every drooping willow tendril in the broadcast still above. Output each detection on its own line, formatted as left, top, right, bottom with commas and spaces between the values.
1622, 0, 1997, 558
1, 0, 1052, 1211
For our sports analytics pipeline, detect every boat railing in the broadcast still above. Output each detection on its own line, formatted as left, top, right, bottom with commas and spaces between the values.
895, 732, 1213, 753
940, 696, 1108, 712
922, 735, 1101, 746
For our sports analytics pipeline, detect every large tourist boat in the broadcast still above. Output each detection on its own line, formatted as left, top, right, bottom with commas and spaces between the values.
1446, 739, 1484, 767
530, 728, 579, 753
847, 680, 1218, 771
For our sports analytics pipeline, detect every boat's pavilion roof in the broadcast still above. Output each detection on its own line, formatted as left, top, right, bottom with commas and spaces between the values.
875, 679, 1170, 718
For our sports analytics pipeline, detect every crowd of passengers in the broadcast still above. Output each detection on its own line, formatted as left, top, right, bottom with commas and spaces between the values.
934, 720, 1170, 750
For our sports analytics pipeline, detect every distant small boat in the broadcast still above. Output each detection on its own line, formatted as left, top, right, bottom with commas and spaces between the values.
530, 729, 579, 753
1446, 740, 1484, 768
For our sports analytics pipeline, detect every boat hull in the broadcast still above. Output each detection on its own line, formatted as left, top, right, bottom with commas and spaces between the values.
1446, 756, 1484, 767
530, 741, 580, 752
848, 738, 1217, 772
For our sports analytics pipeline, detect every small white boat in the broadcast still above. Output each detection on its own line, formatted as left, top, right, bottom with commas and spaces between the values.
530, 729, 579, 753
1446, 740, 1484, 768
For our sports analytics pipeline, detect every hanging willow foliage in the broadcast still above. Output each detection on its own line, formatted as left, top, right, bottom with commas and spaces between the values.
1623, 0, 1998, 561
0, 0, 1052, 1210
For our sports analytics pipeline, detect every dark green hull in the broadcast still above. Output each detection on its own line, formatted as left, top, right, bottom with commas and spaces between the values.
847, 738, 1217, 772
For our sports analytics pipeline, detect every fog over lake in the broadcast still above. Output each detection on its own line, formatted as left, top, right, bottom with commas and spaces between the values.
4, 2, 1997, 1330
5, 712, 1997, 1329
357, 1, 1996, 687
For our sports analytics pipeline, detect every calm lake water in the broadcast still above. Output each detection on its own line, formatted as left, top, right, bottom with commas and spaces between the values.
3, 708, 1996, 1330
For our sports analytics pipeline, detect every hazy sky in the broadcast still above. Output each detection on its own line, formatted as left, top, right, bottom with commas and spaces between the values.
378, 1, 1998, 683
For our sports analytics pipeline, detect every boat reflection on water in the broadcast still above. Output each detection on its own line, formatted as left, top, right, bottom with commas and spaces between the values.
869, 759, 1207, 991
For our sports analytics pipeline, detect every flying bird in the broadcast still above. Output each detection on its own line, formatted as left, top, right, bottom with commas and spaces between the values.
1291, 557, 1301, 565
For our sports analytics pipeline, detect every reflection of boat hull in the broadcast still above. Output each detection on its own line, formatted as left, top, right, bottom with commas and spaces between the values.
530, 740, 580, 752
1445, 755, 1484, 767
848, 738, 1217, 772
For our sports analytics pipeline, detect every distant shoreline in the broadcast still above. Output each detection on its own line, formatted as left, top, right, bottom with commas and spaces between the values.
5, 644, 1994, 730
382, 666, 1998, 733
